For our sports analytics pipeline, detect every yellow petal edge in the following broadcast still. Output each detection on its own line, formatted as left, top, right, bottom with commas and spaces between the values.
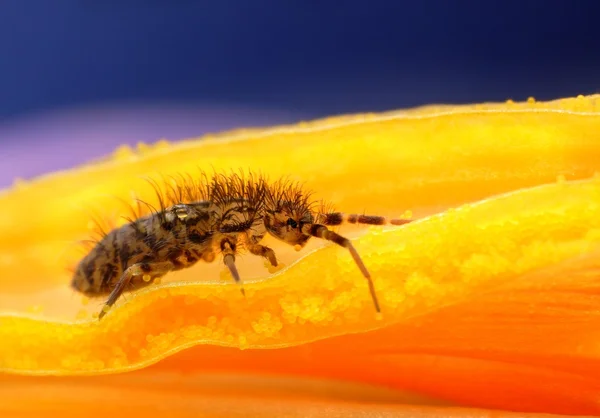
1, 94, 600, 376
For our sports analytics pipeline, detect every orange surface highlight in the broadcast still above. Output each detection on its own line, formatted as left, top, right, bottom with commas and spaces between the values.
1, 95, 600, 416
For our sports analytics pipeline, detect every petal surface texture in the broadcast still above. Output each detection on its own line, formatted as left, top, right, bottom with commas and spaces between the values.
2, 95, 600, 416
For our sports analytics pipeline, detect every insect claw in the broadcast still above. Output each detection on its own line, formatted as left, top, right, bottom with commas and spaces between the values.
98, 305, 110, 320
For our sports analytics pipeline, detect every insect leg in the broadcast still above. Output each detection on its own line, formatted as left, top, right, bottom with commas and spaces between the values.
248, 244, 278, 267
221, 239, 245, 296
98, 261, 174, 320
306, 224, 381, 313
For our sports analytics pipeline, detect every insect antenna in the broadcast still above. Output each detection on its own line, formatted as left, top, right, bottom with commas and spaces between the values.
317, 212, 413, 227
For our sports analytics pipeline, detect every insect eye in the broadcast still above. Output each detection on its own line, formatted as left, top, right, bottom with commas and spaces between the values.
286, 218, 298, 228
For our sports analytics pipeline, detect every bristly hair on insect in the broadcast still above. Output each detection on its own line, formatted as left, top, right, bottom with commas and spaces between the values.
70, 169, 413, 319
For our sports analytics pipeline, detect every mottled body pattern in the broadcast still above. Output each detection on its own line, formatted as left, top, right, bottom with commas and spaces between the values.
71, 172, 411, 319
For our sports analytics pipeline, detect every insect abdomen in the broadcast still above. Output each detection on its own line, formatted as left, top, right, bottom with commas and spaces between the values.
71, 208, 216, 297
71, 221, 149, 296
71, 230, 123, 296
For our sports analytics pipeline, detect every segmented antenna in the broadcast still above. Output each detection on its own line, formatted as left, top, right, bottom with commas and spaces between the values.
319, 212, 412, 227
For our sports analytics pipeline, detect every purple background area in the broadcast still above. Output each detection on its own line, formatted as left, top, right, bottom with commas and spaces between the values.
0, 104, 305, 188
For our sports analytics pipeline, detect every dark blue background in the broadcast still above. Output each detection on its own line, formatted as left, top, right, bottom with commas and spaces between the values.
2, 0, 599, 123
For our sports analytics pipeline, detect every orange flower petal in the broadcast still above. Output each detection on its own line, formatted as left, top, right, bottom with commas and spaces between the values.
2, 95, 600, 416
0, 373, 570, 418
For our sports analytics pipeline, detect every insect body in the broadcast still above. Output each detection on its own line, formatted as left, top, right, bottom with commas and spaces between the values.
70, 172, 411, 319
